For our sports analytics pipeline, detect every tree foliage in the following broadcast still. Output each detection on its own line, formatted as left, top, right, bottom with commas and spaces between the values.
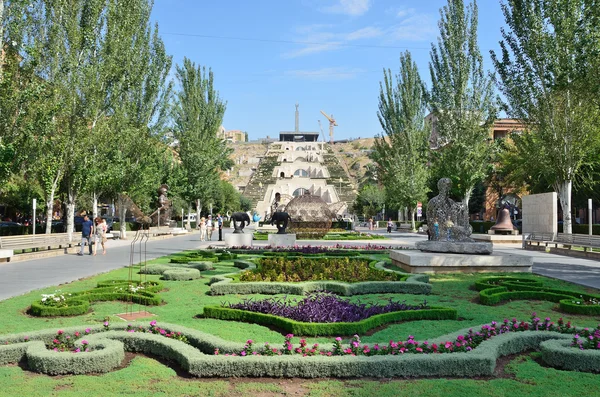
373, 51, 430, 230
491, 0, 600, 233
428, 0, 496, 207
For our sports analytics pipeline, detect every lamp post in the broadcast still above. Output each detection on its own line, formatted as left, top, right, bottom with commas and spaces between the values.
32, 199, 37, 236
338, 177, 343, 197
259, 182, 263, 198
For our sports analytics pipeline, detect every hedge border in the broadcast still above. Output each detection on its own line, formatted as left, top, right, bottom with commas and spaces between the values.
0, 322, 593, 377
209, 261, 430, 296
476, 277, 600, 315
540, 338, 600, 373
162, 268, 202, 281
201, 306, 457, 336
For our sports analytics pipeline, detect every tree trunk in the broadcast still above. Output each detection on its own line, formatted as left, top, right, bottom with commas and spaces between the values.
196, 199, 202, 228
66, 193, 75, 243
186, 203, 192, 229
44, 190, 55, 234
0, 0, 4, 83
410, 206, 416, 232
555, 179, 572, 234
92, 192, 98, 220
117, 195, 128, 240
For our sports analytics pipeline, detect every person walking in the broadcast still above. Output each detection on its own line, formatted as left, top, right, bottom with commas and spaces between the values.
206, 215, 214, 241
217, 213, 223, 241
92, 217, 105, 256
78, 214, 94, 256
387, 218, 394, 233
368, 217, 374, 230
100, 218, 108, 254
199, 217, 207, 241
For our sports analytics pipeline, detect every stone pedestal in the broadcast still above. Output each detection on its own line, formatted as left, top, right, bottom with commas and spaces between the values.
390, 250, 532, 274
472, 234, 523, 244
416, 240, 493, 254
224, 233, 253, 248
268, 233, 297, 247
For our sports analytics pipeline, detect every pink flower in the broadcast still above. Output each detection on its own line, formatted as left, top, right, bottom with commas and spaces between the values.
241, 351, 246, 356
81, 340, 88, 345
150, 320, 157, 326
246, 339, 253, 344
335, 337, 342, 342
57, 330, 64, 335
85, 328, 91, 334
444, 342, 452, 349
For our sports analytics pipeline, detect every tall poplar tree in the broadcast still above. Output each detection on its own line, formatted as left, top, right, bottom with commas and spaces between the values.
428, 0, 495, 208
373, 51, 430, 231
172, 57, 230, 227
491, 0, 600, 234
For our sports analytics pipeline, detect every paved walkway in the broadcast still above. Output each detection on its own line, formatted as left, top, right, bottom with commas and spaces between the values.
1, 228, 599, 301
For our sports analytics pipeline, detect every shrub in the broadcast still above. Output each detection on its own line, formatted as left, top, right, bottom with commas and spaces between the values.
139, 264, 175, 275
186, 261, 215, 271
162, 268, 201, 281
240, 257, 403, 283
476, 277, 600, 314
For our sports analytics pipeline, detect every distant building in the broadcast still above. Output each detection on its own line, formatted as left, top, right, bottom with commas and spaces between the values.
218, 126, 247, 143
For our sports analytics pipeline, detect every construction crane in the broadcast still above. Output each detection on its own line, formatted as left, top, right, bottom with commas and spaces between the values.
317, 120, 327, 142
320, 110, 338, 144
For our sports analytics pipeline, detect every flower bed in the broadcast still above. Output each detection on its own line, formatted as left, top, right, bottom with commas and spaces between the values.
1, 316, 599, 377
28, 280, 163, 317
475, 276, 600, 315
224, 244, 409, 253
240, 257, 404, 283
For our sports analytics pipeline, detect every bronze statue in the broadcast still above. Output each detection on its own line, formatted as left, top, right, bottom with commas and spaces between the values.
231, 212, 251, 233
271, 211, 292, 234
150, 184, 173, 226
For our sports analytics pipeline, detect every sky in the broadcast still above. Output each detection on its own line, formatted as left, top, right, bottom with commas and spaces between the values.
151, 0, 506, 141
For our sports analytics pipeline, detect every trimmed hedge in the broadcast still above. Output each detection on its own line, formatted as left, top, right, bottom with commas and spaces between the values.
476, 276, 600, 314
186, 261, 215, 271
0, 322, 594, 377
139, 264, 175, 275
162, 268, 201, 281
540, 338, 600, 373
26, 339, 125, 375
29, 299, 90, 317
202, 306, 458, 336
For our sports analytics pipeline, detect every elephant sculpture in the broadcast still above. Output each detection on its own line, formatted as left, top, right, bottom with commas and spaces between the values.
270, 211, 292, 234
231, 212, 251, 234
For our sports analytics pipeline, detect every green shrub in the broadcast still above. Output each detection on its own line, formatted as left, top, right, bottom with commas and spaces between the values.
202, 306, 457, 336
162, 268, 201, 281
186, 261, 215, 271
26, 339, 125, 375
139, 264, 174, 274
541, 339, 600, 373
476, 277, 600, 312
28, 299, 90, 317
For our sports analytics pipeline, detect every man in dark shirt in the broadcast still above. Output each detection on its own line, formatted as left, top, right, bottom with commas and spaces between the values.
217, 213, 223, 241
78, 214, 94, 256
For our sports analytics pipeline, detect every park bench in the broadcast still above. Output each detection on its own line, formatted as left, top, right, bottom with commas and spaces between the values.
554, 233, 600, 251
524, 232, 556, 247
0, 233, 74, 255
148, 226, 171, 236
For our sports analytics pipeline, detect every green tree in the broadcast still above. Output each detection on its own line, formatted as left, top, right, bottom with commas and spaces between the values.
428, 0, 496, 208
353, 184, 386, 218
373, 51, 430, 231
172, 57, 230, 228
491, 0, 600, 234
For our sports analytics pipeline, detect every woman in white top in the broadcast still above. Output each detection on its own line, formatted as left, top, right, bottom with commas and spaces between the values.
206, 215, 214, 241
199, 217, 207, 241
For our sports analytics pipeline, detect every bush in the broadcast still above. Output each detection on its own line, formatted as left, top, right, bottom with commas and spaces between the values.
139, 264, 174, 275
186, 261, 215, 271
469, 221, 496, 234
202, 306, 457, 336
162, 268, 201, 281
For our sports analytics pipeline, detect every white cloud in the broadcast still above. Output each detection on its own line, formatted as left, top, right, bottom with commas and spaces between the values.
345, 26, 383, 41
321, 0, 372, 16
396, 7, 416, 18
286, 67, 365, 80
389, 14, 437, 41
283, 26, 383, 58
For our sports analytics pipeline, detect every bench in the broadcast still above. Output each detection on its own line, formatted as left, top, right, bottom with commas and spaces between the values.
148, 226, 172, 236
524, 232, 556, 247
0, 249, 14, 262
0, 233, 73, 253
554, 233, 600, 251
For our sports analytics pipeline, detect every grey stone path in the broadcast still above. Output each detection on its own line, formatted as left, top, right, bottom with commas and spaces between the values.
1, 227, 599, 302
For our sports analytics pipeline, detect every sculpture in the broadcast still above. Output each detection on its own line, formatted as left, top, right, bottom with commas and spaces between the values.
150, 184, 173, 227
425, 178, 472, 242
416, 178, 492, 254
270, 211, 292, 234
231, 212, 251, 233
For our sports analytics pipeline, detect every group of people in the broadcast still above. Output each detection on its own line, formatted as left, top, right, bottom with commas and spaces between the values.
78, 214, 108, 256
199, 214, 224, 242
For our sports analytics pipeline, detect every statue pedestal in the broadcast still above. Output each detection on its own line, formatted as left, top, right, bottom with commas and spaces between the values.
415, 240, 493, 254
224, 233, 253, 248
390, 250, 532, 274
268, 233, 297, 247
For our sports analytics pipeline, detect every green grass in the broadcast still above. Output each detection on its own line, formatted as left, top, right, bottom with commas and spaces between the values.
0, 251, 599, 395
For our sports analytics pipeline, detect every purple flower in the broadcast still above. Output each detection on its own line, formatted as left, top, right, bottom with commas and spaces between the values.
150, 320, 157, 326
81, 340, 88, 345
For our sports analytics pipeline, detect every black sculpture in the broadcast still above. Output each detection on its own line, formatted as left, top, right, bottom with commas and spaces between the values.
231, 212, 251, 233
271, 211, 292, 234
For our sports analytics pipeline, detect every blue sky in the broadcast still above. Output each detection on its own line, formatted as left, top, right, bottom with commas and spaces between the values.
151, 0, 505, 141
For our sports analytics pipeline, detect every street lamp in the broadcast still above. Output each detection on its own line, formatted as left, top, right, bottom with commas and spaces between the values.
338, 177, 343, 197
259, 182, 263, 197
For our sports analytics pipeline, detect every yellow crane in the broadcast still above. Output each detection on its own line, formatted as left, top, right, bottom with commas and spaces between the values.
320, 110, 338, 144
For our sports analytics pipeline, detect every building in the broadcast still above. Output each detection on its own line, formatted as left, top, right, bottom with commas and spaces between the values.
217, 127, 247, 143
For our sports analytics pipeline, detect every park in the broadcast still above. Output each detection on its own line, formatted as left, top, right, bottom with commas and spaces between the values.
1, 0, 600, 396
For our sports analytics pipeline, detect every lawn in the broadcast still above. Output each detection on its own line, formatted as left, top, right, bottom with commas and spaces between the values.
0, 249, 598, 396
